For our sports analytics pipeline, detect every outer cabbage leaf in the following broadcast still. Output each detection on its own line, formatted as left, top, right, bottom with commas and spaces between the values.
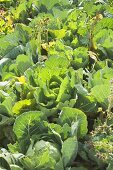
72, 47, 89, 69
0, 32, 19, 57
94, 18, 113, 34
21, 140, 61, 170
56, 76, 71, 102
58, 107, 88, 138
89, 66, 113, 87
1, 97, 14, 115
13, 111, 46, 140
40, 0, 59, 10
93, 29, 113, 58
75, 94, 98, 114
16, 54, 33, 74
45, 56, 69, 69
91, 84, 110, 109
61, 136, 78, 167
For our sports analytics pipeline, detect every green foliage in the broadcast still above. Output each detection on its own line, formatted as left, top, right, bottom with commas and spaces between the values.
59, 107, 88, 138
61, 136, 78, 167
0, 0, 113, 169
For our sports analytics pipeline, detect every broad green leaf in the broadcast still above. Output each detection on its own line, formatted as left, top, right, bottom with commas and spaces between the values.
89, 67, 113, 87
75, 94, 97, 113
37, 67, 61, 84
4, 45, 24, 59
69, 68, 81, 87
15, 24, 32, 45
84, 2, 101, 16
94, 18, 113, 34
52, 7, 69, 20
34, 141, 61, 169
24, 68, 36, 86
25, 39, 38, 63
0, 23, 30, 58
21, 140, 61, 170
47, 124, 63, 146
62, 123, 71, 140
13, 111, 46, 140
72, 47, 89, 69
57, 76, 70, 102
0, 32, 19, 57
55, 158, 64, 170
61, 136, 78, 167
2, 97, 14, 115
45, 56, 69, 69
75, 84, 88, 96
40, 0, 58, 10
93, 29, 113, 58
16, 54, 33, 74
34, 140, 61, 161
91, 84, 111, 108
59, 107, 88, 138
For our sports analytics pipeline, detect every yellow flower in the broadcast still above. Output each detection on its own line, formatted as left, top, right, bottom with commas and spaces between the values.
16, 76, 26, 84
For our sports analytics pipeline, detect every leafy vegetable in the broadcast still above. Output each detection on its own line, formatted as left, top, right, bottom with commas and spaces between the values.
0, 0, 113, 169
